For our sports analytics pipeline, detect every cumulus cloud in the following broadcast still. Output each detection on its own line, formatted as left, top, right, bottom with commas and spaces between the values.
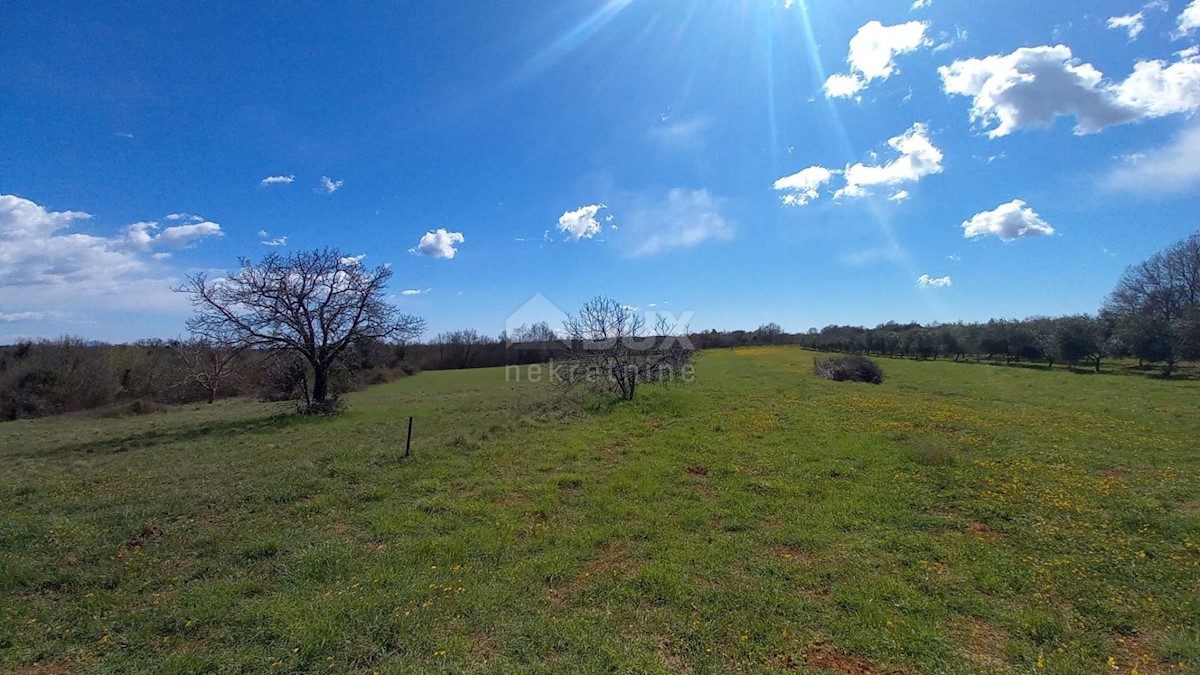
410, 228, 465, 259
888, 189, 911, 202
261, 236, 288, 246
939, 44, 1200, 137
1107, 13, 1146, 40
837, 123, 943, 198
1104, 124, 1200, 193
917, 274, 952, 288
774, 123, 942, 205
557, 204, 606, 241
823, 73, 866, 99
260, 175, 295, 186
1178, 0, 1200, 37
318, 176, 344, 194
773, 167, 834, 206
126, 221, 223, 250
622, 188, 734, 257
961, 200, 1055, 241
0, 194, 224, 317
824, 20, 931, 98
911, 0, 931, 9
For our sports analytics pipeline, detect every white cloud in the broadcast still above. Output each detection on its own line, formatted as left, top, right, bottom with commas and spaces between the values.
0, 195, 224, 318
917, 274, 952, 288
773, 166, 834, 206
888, 189, 911, 202
824, 20, 931, 98
962, 200, 1055, 242
774, 123, 942, 205
401, 288, 432, 296
940, 44, 1200, 137
911, 0, 931, 9
823, 73, 865, 99
836, 122, 943, 199
557, 204, 606, 241
261, 236, 288, 246
410, 228, 465, 259
1104, 124, 1200, 193
0, 311, 55, 322
1107, 13, 1145, 40
1177, 0, 1200, 37
622, 188, 734, 257
144, 222, 223, 249
260, 175, 295, 186
165, 213, 204, 222
318, 176, 344, 194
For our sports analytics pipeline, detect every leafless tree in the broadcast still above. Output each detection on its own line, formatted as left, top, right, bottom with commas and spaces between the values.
559, 296, 693, 400
170, 338, 245, 404
509, 321, 558, 343
434, 329, 491, 369
176, 248, 426, 408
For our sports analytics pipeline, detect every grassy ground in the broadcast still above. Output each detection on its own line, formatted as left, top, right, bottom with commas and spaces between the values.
2, 347, 1199, 674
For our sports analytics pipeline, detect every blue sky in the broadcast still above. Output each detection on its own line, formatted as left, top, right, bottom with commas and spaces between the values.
3, 0, 1200, 343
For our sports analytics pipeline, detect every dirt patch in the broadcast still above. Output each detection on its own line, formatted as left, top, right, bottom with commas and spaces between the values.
469, 630, 496, 662
656, 638, 694, 674
1113, 633, 1173, 674
802, 643, 881, 674
595, 439, 629, 456
116, 525, 161, 559
686, 465, 710, 477
494, 491, 530, 506
13, 658, 79, 674
773, 546, 817, 563
547, 540, 640, 604
961, 619, 1013, 672
969, 522, 1001, 541
802, 585, 832, 604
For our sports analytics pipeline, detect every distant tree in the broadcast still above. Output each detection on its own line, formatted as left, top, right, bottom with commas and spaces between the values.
1054, 315, 1108, 373
937, 327, 965, 361
1103, 232, 1200, 376
979, 320, 1009, 361
170, 338, 245, 403
177, 248, 426, 410
559, 296, 693, 400
435, 329, 490, 369
754, 322, 784, 344
510, 321, 558, 343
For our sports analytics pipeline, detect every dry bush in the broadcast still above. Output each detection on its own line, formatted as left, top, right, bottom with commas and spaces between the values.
813, 355, 884, 384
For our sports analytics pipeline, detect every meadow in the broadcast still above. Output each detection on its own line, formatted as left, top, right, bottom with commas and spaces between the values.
2, 347, 1198, 674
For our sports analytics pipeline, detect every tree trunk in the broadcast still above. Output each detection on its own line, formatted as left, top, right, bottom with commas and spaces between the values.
312, 366, 329, 402
1093, 357, 1101, 374
208, 386, 217, 404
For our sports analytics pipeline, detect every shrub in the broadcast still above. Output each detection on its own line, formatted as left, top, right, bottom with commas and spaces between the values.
813, 355, 884, 384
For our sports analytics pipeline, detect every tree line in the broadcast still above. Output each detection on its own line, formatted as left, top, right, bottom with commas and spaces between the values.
1, 232, 1195, 419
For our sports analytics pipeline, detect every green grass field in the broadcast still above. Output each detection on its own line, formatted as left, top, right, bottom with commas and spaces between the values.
3, 347, 1199, 674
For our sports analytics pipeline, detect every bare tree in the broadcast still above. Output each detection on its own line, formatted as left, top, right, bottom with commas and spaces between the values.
176, 248, 426, 408
559, 296, 693, 400
170, 338, 245, 403
434, 329, 490, 369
